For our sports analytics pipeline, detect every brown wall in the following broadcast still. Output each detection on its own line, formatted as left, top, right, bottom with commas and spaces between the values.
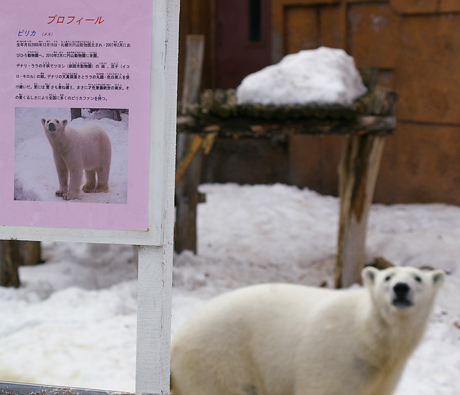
183, 0, 460, 205
179, 0, 215, 97
270, 0, 460, 205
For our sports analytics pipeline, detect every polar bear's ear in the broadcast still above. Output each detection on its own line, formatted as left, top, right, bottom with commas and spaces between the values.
41, 118, 46, 126
430, 269, 445, 291
362, 266, 378, 289
62, 119, 68, 127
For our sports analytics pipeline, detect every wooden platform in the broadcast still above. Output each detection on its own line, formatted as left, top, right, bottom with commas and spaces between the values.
175, 84, 398, 288
175, 36, 399, 287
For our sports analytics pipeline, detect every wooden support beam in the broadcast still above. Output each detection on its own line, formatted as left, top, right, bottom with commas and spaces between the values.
22, 241, 41, 266
0, 240, 22, 288
175, 135, 204, 186
0, 240, 42, 287
175, 133, 204, 254
177, 115, 396, 137
335, 134, 385, 288
180, 35, 205, 115
175, 132, 217, 186
175, 35, 206, 254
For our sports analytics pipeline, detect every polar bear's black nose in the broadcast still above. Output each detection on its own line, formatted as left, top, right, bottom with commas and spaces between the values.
49, 122, 56, 132
394, 282, 410, 298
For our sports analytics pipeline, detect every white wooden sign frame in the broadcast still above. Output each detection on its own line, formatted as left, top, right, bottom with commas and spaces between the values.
135, 0, 179, 392
0, 0, 180, 393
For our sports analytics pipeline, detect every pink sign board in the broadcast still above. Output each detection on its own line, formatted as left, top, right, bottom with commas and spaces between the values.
0, 0, 153, 231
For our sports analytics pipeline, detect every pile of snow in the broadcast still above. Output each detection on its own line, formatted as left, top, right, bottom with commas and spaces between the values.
236, 47, 367, 106
0, 184, 459, 394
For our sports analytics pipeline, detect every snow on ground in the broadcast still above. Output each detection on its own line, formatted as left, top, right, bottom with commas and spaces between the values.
0, 183, 459, 394
14, 107, 128, 204
236, 47, 367, 106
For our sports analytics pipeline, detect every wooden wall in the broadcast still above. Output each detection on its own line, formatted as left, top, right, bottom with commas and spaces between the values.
178, 0, 215, 97
273, 0, 460, 205
182, 0, 460, 205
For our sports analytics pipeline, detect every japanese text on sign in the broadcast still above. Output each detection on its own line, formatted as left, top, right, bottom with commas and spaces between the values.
15, 36, 131, 102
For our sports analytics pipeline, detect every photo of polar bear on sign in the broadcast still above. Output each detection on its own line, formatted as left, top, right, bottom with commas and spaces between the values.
171, 266, 445, 395
14, 107, 128, 204
41, 118, 112, 200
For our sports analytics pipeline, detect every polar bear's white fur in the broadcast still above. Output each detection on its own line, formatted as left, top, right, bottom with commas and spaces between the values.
171, 266, 445, 395
41, 118, 112, 200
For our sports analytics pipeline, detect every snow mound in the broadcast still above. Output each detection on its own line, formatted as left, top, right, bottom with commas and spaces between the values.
236, 47, 367, 106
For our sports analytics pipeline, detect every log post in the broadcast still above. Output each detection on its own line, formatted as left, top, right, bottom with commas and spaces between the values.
175, 35, 205, 254
22, 241, 42, 266
180, 35, 205, 115
175, 134, 204, 253
0, 240, 22, 287
0, 240, 41, 287
335, 134, 385, 288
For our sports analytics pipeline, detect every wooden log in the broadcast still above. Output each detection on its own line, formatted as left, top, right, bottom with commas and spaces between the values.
0, 240, 42, 287
177, 114, 396, 137
22, 241, 42, 266
175, 133, 204, 254
175, 35, 206, 254
362, 86, 399, 116
185, 89, 363, 121
0, 240, 22, 288
335, 134, 386, 288
175, 134, 204, 186
180, 35, 205, 115
335, 85, 398, 288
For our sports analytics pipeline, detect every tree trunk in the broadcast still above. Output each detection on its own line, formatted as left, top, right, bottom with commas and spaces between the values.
0, 240, 42, 287
22, 241, 42, 266
335, 134, 385, 288
175, 35, 206, 254
175, 133, 204, 254
0, 240, 22, 287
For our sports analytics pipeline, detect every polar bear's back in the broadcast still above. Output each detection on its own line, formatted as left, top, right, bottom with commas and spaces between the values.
69, 123, 112, 167
171, 268, 445, 395
171, 283, 367, 395
174, 283, 364, 335
73, 123, 111, 148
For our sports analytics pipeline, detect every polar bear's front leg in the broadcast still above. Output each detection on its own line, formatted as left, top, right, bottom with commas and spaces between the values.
52, 150, 68, 197
63, 169, 83, 200
82, 170, 97, 193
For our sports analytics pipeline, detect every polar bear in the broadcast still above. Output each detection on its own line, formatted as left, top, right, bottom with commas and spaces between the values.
171, 266, 445, 395
41, 118, 112, 200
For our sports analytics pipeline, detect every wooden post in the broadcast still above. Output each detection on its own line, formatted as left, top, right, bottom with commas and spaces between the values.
0, 240, 22, 287
136, 245, 173, 394
175, 134, 204, 254
180, 35, 205, 115
135, 0, 179, 393
22, 241, 41, 266
335, 134, 385, 288
0, 240, 42, 287
175, 35, 205, 254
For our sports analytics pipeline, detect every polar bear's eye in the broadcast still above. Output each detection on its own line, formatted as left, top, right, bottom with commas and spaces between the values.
414, 276, 422, 283
385, 275, 392, 281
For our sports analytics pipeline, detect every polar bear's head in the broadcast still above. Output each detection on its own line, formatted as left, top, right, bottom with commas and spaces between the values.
362, 266, 445, 318
41, 118, 68, 134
